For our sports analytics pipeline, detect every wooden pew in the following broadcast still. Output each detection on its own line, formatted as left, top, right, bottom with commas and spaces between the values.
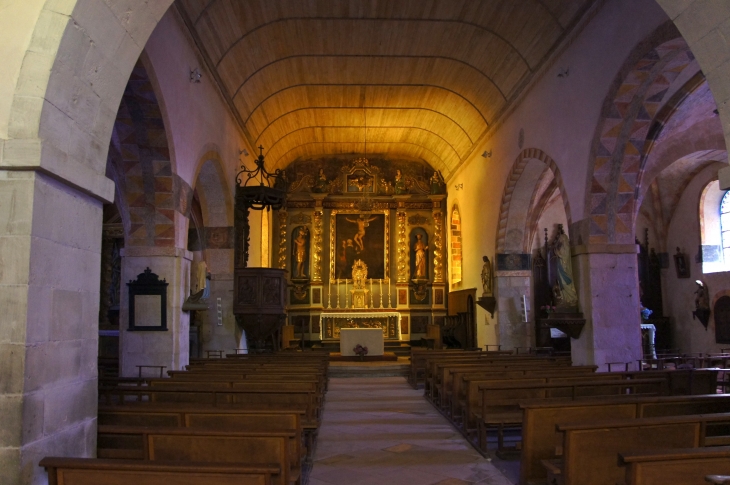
463, 374, 656, 430
444, 366, 597, 415
618, 446, 730, 485
408, 350, 498, 388
98, 407, 305, 463
167, 371, 327, 393
98, 387, 321, 425
461, 368, 718, 434
546, 412, 730, 485
434, 362, 594, 404
427, 359, 574, 402
520, 393, 730, 485
473, 378, 669, 453
421, 354, 571, 394
39, 458, 279, 485
97, 426, 296, 485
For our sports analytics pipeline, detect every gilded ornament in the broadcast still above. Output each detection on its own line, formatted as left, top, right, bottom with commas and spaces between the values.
312, 210, 323, 282
277, 210, 287, 270
408, 214, 429, 226
432, 210, 443, 283
290, 212, 312, 225
397, 212, 408, 282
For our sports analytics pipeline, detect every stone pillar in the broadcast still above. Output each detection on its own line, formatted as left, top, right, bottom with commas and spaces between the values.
119, 247, 192, 376
494, 271, 533, 350
0, 171, 106, 485
572, 245, 643, 370
200, 231, 235, 357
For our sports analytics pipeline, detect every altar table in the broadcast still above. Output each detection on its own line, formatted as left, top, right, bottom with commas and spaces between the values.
319, 311, 401, 340
339, 328, 384, 356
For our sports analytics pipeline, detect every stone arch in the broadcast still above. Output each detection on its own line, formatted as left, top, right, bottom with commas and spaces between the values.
4, 1, 174, 202
585, 27, 700, 244
191, 149, 235, 257
107, 58, 179, 247
192, 149, 234, 228
496, 148, 571, 253
654, 1, 730, 136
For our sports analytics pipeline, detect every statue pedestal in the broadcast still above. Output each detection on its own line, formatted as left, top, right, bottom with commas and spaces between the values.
476, 296, 496, 318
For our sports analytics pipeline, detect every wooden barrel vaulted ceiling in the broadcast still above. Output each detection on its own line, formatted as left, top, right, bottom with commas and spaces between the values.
176, 0, 596, 177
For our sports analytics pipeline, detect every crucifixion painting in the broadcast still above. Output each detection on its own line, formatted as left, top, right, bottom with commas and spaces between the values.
345, 214, 378, 252
335, 213, 385, 280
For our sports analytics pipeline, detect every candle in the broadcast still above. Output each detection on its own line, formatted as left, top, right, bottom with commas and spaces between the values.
379, 278, 383, 308
369, 278, 373, 308
345, 279, 348, 308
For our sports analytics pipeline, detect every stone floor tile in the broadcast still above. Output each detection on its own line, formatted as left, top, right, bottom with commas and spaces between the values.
311, 377, 514, 485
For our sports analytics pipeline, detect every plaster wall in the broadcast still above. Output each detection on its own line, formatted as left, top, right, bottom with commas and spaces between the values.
0, 0, 44, 139
663, 162, 730, 353
449, 0, 668, 350
142, 10, 245, 189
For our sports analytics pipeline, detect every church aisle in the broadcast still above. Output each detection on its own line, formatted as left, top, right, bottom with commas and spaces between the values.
309, 377, 514, 485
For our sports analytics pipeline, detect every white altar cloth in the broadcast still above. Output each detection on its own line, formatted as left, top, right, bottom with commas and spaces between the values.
340, 328, 384, 356
319, 311, 402, 340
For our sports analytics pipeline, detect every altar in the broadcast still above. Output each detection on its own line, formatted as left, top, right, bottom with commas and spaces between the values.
340, 328, 385, 356
320, 311, 401, 340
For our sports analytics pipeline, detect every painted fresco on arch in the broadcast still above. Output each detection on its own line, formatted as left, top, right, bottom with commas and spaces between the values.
334, 213, 385, 280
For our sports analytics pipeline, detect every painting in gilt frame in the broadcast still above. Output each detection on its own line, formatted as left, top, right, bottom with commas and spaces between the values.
674, 247, 690, 278
330, 210, 389, 281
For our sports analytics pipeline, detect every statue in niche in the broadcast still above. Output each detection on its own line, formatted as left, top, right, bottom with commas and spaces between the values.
413, 233, 429, 279
693, 280, 711, 330
552, 224, 578, 308
429, 170, 445, 194
312, 168, 329, 193
345, 214, 377, 253
292, 226, 310, 279
394, 169, 406, 195
481, 255, 493, 297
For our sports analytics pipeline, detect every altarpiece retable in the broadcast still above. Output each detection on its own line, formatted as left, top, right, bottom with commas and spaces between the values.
276, 157, 447, 344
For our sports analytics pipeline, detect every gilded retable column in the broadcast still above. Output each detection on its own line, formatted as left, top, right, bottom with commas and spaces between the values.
277, 209, 288, 270
396, 211, 408, 283
312, 209, 323, 282
432, 209, 444, 283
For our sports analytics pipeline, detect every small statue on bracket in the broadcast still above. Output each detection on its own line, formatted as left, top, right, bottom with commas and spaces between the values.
429, 170, 446, 194
481, 255, 492, 297
693, 279, 711, 330
312, 168, 329, 193
394, 169, 407, 195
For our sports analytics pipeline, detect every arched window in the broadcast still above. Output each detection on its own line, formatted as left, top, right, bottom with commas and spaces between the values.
721, 190, 730, 263
700, 180, 728, 273
450, 205, 462, 286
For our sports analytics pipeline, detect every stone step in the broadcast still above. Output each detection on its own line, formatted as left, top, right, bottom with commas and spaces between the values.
328, 364, 409, 378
